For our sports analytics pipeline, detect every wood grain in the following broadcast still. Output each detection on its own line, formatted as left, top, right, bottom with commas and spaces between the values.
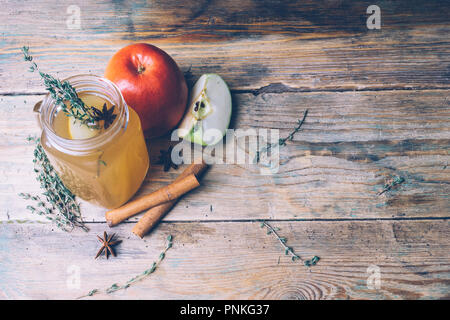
0, 1, 449, 93
1, 90, 448, 222
0, 220, 448, 300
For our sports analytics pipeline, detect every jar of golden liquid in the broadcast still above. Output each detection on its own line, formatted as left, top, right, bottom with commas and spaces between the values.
36, 75, 149, 209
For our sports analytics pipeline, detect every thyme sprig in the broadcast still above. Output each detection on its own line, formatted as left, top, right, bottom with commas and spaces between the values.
378, 175, 405, 196
260, 221, 319, 267
78, 235, 174, 299
22, 46, 115, 129
256, 109, 308, 162
19, 136, 87, 232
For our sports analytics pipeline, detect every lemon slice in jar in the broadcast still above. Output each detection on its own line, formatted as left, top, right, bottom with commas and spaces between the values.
67, 99, 105, 140
68, 118, 101, 140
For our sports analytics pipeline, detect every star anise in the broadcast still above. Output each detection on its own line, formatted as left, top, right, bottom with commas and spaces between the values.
95, 231, 122, 259
157, 146, 179, 172
90, 103, 117, 129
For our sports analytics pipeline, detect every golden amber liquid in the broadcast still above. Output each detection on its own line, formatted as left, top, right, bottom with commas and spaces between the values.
42, 93, 149, 209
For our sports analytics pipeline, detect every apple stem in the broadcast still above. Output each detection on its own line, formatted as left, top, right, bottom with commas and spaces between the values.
137, 64, 146, 74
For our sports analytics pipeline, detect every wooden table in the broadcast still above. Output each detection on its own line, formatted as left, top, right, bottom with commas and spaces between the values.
0, 0, 449, 300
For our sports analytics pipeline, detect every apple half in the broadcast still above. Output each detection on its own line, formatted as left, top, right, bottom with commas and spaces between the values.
178, 74, 232, 146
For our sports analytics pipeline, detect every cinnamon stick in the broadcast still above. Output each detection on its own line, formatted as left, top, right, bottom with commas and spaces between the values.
132, 161, 208, 238
106, 173, 200, 227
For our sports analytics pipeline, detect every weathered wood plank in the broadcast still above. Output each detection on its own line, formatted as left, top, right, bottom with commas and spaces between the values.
0, 1, 449, 92
1, 90, 448, 222
3, 0, 449, 39
0, 220, 448, 299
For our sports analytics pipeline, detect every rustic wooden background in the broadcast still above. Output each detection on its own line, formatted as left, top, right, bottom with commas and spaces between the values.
0, 0, 449, 299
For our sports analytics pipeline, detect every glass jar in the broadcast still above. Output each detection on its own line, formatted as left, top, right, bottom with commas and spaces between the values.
37, 75, 149, 209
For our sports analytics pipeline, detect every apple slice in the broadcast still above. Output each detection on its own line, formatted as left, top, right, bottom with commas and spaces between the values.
178, 74, 232, 146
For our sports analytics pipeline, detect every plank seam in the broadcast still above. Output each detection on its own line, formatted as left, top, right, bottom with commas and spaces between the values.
3, 217, 450, 225
67, 216, 450, 224
1, 86, 450, 97
234, 85, 450, 95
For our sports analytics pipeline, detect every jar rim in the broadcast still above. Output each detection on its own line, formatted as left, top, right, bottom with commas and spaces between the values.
40, 74, 129, 155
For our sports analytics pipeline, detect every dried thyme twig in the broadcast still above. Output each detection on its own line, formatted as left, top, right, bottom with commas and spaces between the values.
260, 221, 319, 267
256, 109, 308, 163
18, 136, 87, 232
378, 175, 405, 196
78, 235, 174, 299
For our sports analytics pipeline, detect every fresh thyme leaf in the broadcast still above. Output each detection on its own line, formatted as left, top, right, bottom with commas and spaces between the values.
304, 256, 320, 267
21, 46, 116, 130
260, 220, 319, 267
78, 234, 174, 299
87, 289, 98, 296
19, 136, 88, 232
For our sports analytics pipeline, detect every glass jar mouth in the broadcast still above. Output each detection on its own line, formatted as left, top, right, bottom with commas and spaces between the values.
40, 74, 129, 155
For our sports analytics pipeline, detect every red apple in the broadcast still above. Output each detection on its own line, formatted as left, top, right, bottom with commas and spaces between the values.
105, 43, 188, 138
